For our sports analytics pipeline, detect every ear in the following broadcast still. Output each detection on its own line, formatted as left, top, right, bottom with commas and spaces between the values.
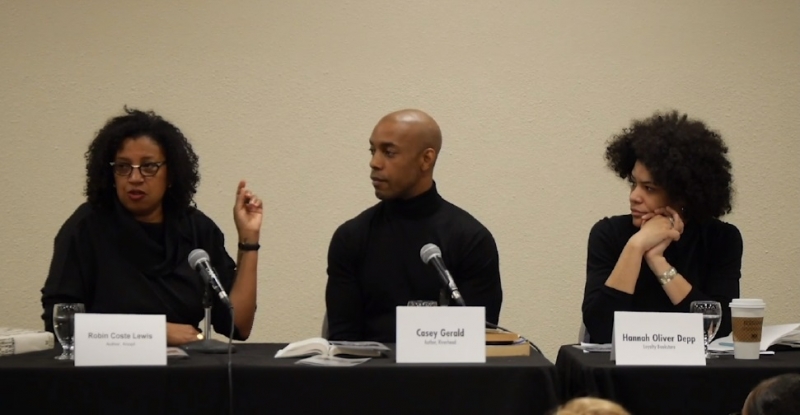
420, 148, 437, 171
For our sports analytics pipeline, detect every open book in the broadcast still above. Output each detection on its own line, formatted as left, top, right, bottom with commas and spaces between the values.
274, 337, 390, 359
709, 323, 800, 353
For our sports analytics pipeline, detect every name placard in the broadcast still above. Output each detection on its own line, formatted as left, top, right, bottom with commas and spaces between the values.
612, 311, 705, 366
396, 306, 485, 363
74, 314, 167, 366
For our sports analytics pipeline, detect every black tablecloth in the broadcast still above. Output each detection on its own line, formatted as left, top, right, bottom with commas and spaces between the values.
556, 345, 800, 415
0, 343, 559, 415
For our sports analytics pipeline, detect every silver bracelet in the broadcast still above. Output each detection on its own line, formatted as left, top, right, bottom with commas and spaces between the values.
658, 267, 677, 286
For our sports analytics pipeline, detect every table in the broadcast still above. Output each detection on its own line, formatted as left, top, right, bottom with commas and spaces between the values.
0, 343, 560, 415
556, 345, 800, 415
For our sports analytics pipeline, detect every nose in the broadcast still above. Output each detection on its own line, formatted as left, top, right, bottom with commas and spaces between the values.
629, 185, 642, 204
127, 168, 145, 183
369, 152, 382, 171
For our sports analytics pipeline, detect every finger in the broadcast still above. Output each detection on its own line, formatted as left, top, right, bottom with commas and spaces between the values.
245, 197, 259, 212
236, 180, 248, 206
641, 213, 654, 221
248, 197, 262, 209
665, 206, 680, 220
176, 324, 198, 333
245, 192, 259, 206
649, 213, 672, 229
665, 206, 684, 232
674, 219, 684, 234
189, 326, 201, 341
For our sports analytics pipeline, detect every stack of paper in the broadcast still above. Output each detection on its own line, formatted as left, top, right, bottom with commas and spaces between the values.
574, 342, 612, 353
0, 327, 55, 356
708, 323, 800, 354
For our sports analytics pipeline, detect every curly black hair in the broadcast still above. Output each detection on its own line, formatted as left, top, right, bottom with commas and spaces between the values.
84, 107, 200, 216
604, 110, 733, 223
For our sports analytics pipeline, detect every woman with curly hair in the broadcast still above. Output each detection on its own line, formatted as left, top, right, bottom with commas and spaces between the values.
41, 108, 263, 346
581, 110, 742, 343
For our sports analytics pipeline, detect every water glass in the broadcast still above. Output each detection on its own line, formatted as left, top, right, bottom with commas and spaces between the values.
690, 300, 722, 359
53, 303, 85, 360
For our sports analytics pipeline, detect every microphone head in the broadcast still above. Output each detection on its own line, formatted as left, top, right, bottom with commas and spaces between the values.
420, 243, 442, 264
188, 248, 210, 269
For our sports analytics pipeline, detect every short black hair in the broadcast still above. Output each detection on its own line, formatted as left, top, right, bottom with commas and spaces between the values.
84, 107, 200, 216
744, 373, 800, 415
605, 110, 733, 223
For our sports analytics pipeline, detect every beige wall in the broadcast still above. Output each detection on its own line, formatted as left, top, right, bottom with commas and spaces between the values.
1, 1, 798, 359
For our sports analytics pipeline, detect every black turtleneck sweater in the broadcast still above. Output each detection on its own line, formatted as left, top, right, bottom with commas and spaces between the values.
325, 183, 503, 342
582, 214, 743, 344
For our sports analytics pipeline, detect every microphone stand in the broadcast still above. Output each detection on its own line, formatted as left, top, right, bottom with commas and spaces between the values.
182, 284, 236, 354
438, 288, 450, 306
426, 256, 539, 353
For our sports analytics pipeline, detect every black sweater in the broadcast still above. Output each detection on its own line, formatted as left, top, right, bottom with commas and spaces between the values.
582, 215, 743, 343
41, 202, 241, 339
325, 183, 503, 342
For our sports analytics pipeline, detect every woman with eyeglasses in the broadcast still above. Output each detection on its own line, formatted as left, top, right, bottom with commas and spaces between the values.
41, 107, 263, 346
581, 110, 742, 344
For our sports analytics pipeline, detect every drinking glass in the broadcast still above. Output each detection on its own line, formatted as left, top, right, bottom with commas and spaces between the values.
53, 303, 85, 360
690, 300, 722, 359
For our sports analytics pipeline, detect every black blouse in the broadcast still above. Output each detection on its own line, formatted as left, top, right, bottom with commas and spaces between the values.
41, 201, 241, 339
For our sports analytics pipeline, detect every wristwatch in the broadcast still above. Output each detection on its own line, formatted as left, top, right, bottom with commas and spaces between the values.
658, 267, 677, 286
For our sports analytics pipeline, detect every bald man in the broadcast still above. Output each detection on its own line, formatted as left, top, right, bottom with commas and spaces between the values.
324, 109, 503, 342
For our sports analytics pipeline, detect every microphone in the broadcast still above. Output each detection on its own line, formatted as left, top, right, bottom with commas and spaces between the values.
188, 249, 232, 308
420, 243, 466, 306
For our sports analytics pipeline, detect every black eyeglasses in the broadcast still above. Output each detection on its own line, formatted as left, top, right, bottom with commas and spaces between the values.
109, 161, 166, 177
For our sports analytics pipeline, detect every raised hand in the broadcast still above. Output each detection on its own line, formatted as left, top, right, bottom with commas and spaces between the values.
233, 180, 263, 243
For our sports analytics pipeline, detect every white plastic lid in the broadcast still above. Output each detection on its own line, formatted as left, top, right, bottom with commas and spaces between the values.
729, 298, 766, 308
